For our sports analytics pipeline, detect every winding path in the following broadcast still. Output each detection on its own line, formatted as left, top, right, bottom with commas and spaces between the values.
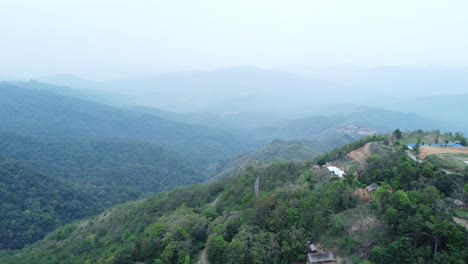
198, 248, 210, 264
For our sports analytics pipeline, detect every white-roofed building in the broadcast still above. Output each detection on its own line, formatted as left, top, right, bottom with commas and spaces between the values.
327, 166, 346, 177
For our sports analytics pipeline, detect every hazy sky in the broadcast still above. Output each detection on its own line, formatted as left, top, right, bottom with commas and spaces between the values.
1, 0, 468, 79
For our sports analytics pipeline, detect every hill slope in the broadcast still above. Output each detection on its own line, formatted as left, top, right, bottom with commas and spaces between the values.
0, 131, 203, 193
0, 83, 261, 165
0, 157, 121, 249
0, 83, 262, 250
4, 135, 466, 263
209, 138, 350, 180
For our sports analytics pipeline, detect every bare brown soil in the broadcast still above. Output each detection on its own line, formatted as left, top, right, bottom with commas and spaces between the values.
418, 146, 468, 159
353, 188, 373, 202
347, 142, 373, 164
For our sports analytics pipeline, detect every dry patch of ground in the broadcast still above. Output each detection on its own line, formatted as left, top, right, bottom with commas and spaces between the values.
353, 189, 374, 202
347, 142, 373, 164
324, 205, 384, 259
453, 217, 468, 229
418, 146, 468, 159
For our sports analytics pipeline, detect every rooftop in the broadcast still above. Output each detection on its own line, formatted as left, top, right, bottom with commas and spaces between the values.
307, 252, 335, 263
327, 166, 346, 177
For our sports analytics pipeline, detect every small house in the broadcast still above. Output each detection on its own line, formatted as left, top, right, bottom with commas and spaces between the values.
454, 199, 466, 208
307, 252, 335, 263
327, 166, 346, 177
309, 243, 318, 253
366, 183, 380, 192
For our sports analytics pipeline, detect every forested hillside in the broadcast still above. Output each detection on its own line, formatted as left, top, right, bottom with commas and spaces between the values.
3, 135, 466, 263
2, 82, 466, 260
209, 138, 348, 180
0, 131, 203, 193
0, 157, 129, 250
0, 83, 261, 250
0, 83, 261, 165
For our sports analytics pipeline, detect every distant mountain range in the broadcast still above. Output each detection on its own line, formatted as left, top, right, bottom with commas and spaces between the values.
0, 83, 261, 165
34, 66, 357, 115
251, 107, 461, 141
30, 66, 468, 133
360, 94, 468, 131
287, 65, 468, 97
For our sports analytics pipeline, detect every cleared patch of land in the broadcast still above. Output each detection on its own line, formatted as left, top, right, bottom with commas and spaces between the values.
401, 133, 451, 146
418, 146, 468, 159
453, 217, 468, 229
353, 188, 373, 202
347, 142, 373, 164
425, 153, 468, 174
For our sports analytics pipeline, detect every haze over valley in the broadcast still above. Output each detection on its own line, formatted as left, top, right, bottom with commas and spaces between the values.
1, 1, 467, 263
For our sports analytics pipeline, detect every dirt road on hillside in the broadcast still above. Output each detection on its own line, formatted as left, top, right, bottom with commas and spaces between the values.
198, 248, 210, 264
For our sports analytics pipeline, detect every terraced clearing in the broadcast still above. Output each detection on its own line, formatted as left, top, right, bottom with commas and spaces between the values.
418, 146, 468, 159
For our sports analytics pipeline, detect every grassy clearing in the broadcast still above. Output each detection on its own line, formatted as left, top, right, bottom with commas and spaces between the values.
400, 133, 451, 146
454, 209, 468, 218
425, 153, 468, 173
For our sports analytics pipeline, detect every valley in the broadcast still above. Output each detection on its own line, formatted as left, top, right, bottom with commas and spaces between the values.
0, 77, 467, 263
2, 2, 468, 263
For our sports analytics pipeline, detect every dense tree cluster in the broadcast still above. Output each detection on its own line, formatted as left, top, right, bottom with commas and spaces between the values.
0, 157, 123, 249
360, 151, 468, 263
0, 131, 204, 193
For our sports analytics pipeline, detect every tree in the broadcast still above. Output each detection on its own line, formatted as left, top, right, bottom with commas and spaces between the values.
460, 137, 467, 147
226, 239, 248, 264
415, 138, 422, 154
121, 229, 132, 241
393, 129, 402, 140
207, 236, 226, 263
424, 217, 449, 256
113, 250, 133, 264
369, 237, 415, 264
